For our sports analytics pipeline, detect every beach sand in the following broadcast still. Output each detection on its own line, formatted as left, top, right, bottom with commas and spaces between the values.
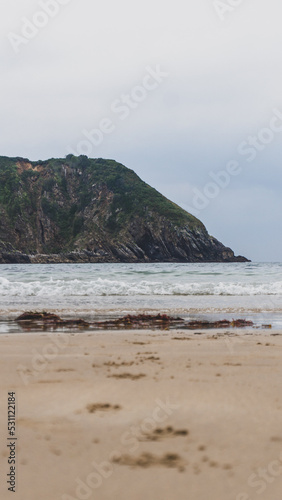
0, 329, 282, 500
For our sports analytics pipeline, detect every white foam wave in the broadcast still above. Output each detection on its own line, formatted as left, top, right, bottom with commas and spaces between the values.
0, 277, 282, 297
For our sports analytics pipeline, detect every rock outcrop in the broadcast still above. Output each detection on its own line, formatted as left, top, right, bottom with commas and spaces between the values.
0, 155, 249, 264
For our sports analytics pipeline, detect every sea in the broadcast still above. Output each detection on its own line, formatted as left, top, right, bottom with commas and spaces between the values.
0, 262, 281, 333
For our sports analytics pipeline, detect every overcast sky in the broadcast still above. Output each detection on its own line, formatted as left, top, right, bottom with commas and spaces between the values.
1, 0, 282, 261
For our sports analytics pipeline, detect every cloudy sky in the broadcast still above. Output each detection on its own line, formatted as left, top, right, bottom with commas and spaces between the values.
1, 0, 282, 261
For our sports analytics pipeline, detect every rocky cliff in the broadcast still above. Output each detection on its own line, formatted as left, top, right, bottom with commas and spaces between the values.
0, 155, 249, 264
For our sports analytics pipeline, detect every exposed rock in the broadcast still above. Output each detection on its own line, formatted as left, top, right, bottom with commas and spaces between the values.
0, 155, 250, 263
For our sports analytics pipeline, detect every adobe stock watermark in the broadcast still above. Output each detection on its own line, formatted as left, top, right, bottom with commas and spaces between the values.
187, 108, 282, 215
213, 0, 246, 21
66, 65, 169, 157
236, 451, 282, 499
62, 397, 179, 500
8, 0, 72, 54
16, 333, 70, 385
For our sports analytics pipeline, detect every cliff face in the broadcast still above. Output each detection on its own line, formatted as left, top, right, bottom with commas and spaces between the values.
0, 156, 249, 264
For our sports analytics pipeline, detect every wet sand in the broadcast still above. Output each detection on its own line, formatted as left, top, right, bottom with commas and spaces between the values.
0, 329, 282, 500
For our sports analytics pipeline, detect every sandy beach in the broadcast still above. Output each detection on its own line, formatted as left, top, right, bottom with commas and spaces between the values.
1, 328, 282, 500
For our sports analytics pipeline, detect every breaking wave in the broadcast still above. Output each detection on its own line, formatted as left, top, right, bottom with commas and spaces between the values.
0, 276, 281, 297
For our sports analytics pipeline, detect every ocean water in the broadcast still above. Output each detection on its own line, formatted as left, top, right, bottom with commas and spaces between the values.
0, 262, 281, 328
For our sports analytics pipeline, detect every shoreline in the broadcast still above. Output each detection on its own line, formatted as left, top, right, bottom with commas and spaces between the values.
0, 311, 278, 334
0, 329, 282, 499
0, 252, 250, 265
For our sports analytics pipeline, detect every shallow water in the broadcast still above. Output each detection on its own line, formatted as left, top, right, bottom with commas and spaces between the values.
0, 262, 281, 329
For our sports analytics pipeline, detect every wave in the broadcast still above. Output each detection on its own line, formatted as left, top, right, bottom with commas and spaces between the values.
0, 277, 282, 297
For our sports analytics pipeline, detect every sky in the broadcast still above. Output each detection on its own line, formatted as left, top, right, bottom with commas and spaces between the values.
1, 0, 282, 262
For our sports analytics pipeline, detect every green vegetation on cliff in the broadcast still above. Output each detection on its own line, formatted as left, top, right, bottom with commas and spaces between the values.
0, 155, 248, 263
